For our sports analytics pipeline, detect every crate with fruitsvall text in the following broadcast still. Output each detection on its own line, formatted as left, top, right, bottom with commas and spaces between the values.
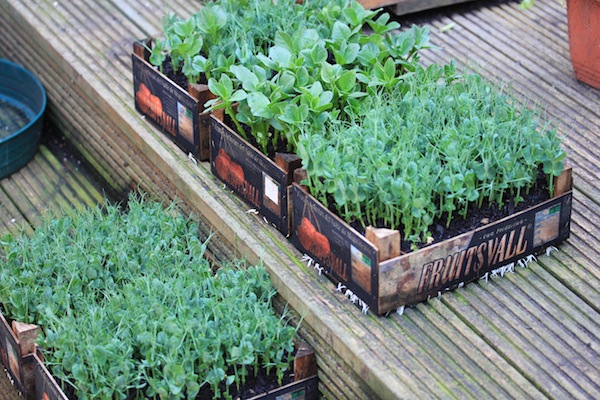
289, 166, 573, 315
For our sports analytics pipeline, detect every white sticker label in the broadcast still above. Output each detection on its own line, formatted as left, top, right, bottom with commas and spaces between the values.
263, 174, 280, 205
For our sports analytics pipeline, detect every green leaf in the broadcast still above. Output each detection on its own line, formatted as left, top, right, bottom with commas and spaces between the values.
384, 57, 396, 80
274, 31, 295, 52
186, 381, 200, 399
269, 46, 293, 69
280, 103, 309, 124
257, 53, 277, 70
279, 71, 296, 94
368, 13, 400, 35
208, 74, 233, 99
301, 29, 321, 49
149, 41, 166, 67
320, 62, 337, 84
518, 0, 535, 10
306, 42, 328, 66
230, 65, 259, 91
338, 70, 357, 93
196, 5, 228, 37
357, 42, 381, 67
248, 92, 274, 118
173, 17, 196, 38
296, 66, 310, 87
332, 21, 352, 42
229, 89, 248, 103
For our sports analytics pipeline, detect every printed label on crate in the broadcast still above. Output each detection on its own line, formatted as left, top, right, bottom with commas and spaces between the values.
289, 184, 379, 309
0, 313, 23, 390
132, 54, 200, 156
378, 192, 572, 313
210, 116, 289, 234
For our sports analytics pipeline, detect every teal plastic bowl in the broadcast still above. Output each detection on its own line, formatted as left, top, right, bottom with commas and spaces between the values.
0, 59, 46, 179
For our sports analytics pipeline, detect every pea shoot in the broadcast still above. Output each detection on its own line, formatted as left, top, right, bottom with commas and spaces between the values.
0, 194, 298, 399
299, 62, 566, 244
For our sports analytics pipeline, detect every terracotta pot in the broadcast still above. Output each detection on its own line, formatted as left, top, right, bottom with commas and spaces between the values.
567, 0, 600, 89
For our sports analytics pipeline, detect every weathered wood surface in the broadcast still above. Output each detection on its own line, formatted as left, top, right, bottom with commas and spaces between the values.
0, 0, 598, 399
360, 0, 477, 15
0, 139, 107, 236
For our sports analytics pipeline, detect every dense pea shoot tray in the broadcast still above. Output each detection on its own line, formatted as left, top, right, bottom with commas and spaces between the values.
290, 167, 572, 315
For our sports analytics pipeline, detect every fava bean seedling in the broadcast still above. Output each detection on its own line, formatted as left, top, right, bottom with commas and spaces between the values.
0, 194, 298, 399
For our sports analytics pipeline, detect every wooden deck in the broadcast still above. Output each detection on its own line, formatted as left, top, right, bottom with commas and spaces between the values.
0, 0, 598, 399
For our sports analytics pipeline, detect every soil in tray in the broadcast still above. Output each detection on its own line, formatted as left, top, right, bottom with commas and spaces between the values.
161, 58, 192, 91
196, 365, 295, 400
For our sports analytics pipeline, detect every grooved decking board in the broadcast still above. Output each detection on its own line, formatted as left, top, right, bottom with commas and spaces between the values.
359, 0, 477, 14
0, 0, 598, 399
0, 141, 108, 235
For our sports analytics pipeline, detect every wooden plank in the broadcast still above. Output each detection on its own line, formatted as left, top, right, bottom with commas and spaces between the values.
0, 174, 42, 229
391, 0, 476, 15
20, 149, 76, 213
424, 298, 546, 398
469, 280, 600, 399
1, 1, 598, 400
0, 180, 34, 235
0, 22, 130, 194
442, 287, 577, 400
490, 279, 599, 392
525, 265, 600, 344
397, 307, 512, 399
540, 243, 600, 307
38, 145, 105, 208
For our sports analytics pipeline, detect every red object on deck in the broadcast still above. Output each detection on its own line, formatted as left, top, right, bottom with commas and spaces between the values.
567, 0, 600, 89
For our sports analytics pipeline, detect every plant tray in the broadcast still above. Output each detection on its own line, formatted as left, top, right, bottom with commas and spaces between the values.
210, 115, 299, 235
131, 38, 211, 161
29, 340, 318, 400
289, 167, 573, 315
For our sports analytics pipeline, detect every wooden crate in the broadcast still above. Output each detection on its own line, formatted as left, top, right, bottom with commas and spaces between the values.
210, 115, 301, 236
289, 167, 573, 315
132, 38, 212, 161
0, 312, 40, 399
31, 341, 318, 400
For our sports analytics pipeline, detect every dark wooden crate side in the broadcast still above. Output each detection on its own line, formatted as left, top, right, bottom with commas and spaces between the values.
0, 312, 24, 393
289, 184, 380, 313
30, 341, 317, 400
248, 376, 319, 400
210, 116, 290, 235
289, 168, 573, 315
33, 353, 68, 400
131, 39, 210, 160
